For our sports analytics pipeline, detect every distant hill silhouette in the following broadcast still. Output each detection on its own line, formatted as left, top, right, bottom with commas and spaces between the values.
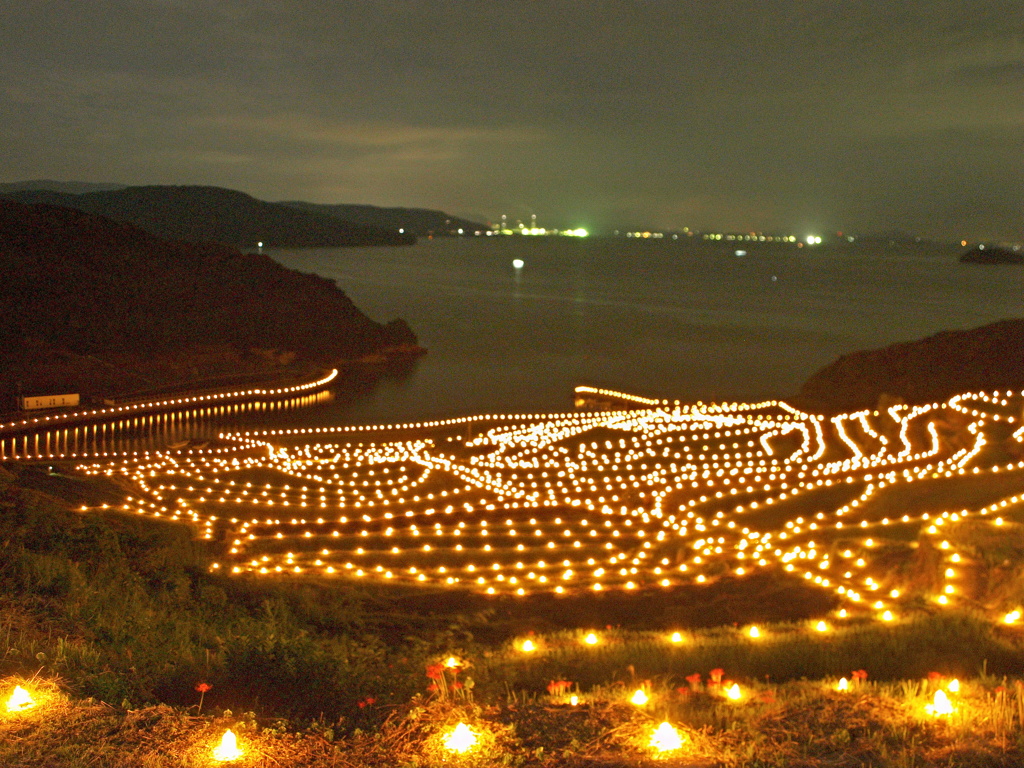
959, 245, 1023, 265
283, 201, 488, 237
0, 199, 421, 403
0, 180, 126, 195
1, 185, 415, 248
794, 318, 1024, 413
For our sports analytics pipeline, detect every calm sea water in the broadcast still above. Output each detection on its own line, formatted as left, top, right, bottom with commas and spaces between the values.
270, 237, 1021, 425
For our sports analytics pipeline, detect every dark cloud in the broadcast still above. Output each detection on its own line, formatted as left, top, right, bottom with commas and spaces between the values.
2, 0, 1022, 240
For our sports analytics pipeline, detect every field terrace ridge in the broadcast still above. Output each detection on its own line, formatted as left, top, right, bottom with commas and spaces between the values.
68, 385, 1024, 626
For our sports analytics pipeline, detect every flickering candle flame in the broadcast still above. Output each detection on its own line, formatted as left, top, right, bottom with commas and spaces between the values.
837, 677, 849, 692
926, 689, 955, 716
649, 721, 684, 753
748, 626, 761, 639
211, 729, 243, 762
947, 678, 960, 693
444, 656, 460, 668
521, 639, 536, 652
726, 683, 742, 700
569, 694, 579, 706
6, 686, 34, 713
670, 631, 683, 643
1004, 610, 1021, 625
442, 722, 478, 753
815, 621, 829, 632
583, 632, 599, 645
630, 688, 649, 706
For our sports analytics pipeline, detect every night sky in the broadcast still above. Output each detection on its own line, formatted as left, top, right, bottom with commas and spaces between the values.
3, 1, 1022, 241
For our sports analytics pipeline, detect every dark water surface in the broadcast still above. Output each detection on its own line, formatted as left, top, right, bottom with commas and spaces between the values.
270, 237, 1021, 425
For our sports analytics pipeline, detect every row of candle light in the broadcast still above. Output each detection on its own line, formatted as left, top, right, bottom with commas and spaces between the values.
0, 369, 339, 438
64, 386, 1022, 621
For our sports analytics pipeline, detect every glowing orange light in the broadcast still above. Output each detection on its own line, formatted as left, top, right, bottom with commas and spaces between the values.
630, 688, 649, 706
442, 722, 478, 753
925, 689, 954, 716
212, 729, 243, 761
649, 721, 684, 752
6, 686, 34, 713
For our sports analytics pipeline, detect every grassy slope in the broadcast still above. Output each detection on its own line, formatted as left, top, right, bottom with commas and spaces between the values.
6, 460, 1024, 764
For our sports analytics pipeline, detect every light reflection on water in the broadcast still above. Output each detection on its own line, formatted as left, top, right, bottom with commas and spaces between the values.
272, 237, 1020, 423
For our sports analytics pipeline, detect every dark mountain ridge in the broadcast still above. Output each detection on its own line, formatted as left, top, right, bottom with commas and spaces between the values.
282, 200, 487, 237
0, 180, 126, 195
1, 185, 414, 248
959, 245, 1023, 265
795, 318, 1024, 413
0, 199, 421, 403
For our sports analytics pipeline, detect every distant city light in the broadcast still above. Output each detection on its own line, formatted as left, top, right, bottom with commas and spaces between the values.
512, 259, 525, 269
491, 218, 587, 237
806, 235, 822, 245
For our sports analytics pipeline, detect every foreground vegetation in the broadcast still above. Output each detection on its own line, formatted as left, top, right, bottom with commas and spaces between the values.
7, 655, 1024, 766
6, 461, 1024, 765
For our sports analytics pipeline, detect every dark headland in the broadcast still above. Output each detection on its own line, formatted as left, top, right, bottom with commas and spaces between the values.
0, 181, 490, 246
959, 244, 1024, 265
0, 184, 415, 248
0, 198, 423, 407
795, 318, 1024, 413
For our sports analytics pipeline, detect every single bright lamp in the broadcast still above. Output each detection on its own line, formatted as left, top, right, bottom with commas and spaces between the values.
925, 689, 955, 717
212, 729, 243, 762
726, 683, 742, 700
6, 686, 34, 713
630, 688, 649, 706
521, 639, 536, 652
649, 721, 684, 753
583, 632, 598, 645
836, 677, 849, 692
443, 722, 478, 753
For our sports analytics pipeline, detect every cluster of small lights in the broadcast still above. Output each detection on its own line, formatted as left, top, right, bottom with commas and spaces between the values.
0, 370, 339, 461
701, 233, 800, 243
53, 385, 1024, 617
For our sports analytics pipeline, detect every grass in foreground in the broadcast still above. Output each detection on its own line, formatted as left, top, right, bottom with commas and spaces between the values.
5, 670, 1024, 767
